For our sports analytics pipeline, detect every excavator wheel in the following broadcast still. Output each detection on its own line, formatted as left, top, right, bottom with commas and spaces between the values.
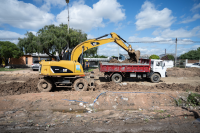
37, 78, 53, 92
73, 78, 88, 91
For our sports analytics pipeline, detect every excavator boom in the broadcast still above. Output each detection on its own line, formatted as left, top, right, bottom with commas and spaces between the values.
71, 32, 138, 62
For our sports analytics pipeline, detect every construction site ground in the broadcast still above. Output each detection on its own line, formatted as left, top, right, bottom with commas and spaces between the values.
0, 68, 200, 132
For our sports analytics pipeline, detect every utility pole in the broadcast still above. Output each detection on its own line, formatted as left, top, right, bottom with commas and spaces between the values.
175, 38, 177, 67
65, 0, 70, 49
118, 45, 119, 60
66, 0, 70, 33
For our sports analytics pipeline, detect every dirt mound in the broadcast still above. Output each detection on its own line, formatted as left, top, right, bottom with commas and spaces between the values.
109, 59, 137, 63
95, 82, 200, 92
109, 59, 120, 63
167, 67, 200, 77
109, 50, 140, 63
92, 68, 104, 76
0, 77, 40, 96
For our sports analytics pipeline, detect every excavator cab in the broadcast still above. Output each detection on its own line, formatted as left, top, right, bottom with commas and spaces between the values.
62, 48, 84, 69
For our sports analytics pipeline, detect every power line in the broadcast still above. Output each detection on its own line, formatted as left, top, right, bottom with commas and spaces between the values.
0, 38, 200, 43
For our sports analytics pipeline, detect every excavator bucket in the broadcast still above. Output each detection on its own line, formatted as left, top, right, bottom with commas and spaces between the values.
128, 50, 140, 63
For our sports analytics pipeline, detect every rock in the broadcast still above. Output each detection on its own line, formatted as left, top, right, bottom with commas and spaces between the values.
189, 106, 194, 110
79, 102, 83, 106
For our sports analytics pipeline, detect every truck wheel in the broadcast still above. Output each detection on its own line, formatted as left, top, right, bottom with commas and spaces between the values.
38, 78, 53, 92
73, 78, 88, 91
150, 73, 160, 83
112, 73, 122, 83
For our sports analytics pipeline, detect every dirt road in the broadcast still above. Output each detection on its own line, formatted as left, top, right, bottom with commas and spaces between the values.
0, 68, 200, 132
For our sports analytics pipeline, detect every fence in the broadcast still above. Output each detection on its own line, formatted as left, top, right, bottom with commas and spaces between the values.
163, 59, 199, 68
176, 60, 186, 68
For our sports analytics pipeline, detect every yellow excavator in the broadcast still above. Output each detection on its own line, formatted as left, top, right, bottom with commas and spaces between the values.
38, 32, 140, 92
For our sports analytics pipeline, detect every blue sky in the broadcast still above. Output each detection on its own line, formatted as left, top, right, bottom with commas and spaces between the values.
0, 0, 200, 57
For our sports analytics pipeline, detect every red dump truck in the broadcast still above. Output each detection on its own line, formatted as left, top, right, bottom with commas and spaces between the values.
99, 59, 167, 83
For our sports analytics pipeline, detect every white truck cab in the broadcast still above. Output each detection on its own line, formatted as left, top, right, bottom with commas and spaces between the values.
150, 59, 167, 78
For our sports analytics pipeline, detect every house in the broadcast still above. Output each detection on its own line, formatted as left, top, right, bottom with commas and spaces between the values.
9, 53, 58, 68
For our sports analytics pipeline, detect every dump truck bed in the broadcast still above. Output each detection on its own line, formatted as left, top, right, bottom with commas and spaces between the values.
100, 59, 151, 73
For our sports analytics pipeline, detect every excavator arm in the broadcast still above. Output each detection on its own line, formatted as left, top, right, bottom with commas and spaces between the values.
71, 32, 138, 62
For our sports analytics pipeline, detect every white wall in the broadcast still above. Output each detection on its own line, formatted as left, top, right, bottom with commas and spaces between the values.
163, 60, 174, 68
185, 59, 200, 67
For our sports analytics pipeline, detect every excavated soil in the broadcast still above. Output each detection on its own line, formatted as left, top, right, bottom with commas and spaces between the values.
0, 69, 200, 132
167, 67, 200, 77
95, 82, 200, 92
0, 68, 200, 96
109, 50, 140, 63
109, 59, 137, 63
0, 77, 40, 96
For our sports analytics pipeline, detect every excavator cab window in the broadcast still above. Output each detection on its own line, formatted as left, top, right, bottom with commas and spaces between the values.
63, 51, 71, 60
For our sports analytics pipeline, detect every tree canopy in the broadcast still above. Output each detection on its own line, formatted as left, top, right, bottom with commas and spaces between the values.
149, 54, 160, 59
84, 47, 98, 57
179, 47, 200, 60
0, 41, 23, 59
18, 24, 88, 59
161, 54, 175, 60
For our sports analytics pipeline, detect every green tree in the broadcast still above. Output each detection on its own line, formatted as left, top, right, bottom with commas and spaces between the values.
18, 24, 87, 59
0, 41, 23, 59
180, 47, 200, 59
149, 54, 160, 59
84, 47, 98, 57
161, 54, 175, 60
18, 32, 37, 54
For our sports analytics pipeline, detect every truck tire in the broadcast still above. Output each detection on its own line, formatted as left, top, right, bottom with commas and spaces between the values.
150, 73, 160, 83
112, 73, 122, 83
73, 78, 88, 91
38, 78, 53, 92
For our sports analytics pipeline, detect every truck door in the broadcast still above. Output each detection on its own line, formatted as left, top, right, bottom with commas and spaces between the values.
154, 61, 166, 77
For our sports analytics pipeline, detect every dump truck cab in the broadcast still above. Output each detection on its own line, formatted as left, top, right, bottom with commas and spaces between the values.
150, 59, 167, 78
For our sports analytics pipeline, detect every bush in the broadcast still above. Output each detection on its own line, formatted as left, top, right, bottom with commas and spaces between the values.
149, 54, 160, 59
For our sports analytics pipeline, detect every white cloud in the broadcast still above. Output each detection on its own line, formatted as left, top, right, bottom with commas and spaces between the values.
87, 34, 95, 39
0, 0, 55, 30
29, 31, 37, 36
106, 44, 118, 48
56, 0, 125, 31
93, 0, 125, 22
192, 45, 200, 49
191, 3, 200, 12
180, 14, 185, 18
129, 35, 193, 45
0, 30, 25, 44
153, 26, 200, 38
0, 30, 24, 38
135, 1, 175, 30
41, 0, 67, 12
33, 0, 43, 4
180, 14, 200, 23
